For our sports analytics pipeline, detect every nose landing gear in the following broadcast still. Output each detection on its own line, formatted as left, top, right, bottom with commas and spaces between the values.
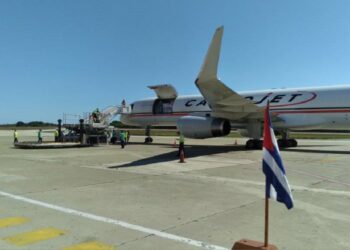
144, 126, 153, 144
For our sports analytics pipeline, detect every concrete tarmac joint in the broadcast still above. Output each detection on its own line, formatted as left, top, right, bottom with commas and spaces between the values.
0, 132, 350, 249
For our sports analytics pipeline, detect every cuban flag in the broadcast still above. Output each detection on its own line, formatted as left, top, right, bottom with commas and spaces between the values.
263, 102, 294, 209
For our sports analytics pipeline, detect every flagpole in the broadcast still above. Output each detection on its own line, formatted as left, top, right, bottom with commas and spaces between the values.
264, 101, 270, 248
264, 187, 269, 247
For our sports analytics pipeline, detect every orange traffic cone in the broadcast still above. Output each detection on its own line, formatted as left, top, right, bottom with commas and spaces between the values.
179, 149, 185, 163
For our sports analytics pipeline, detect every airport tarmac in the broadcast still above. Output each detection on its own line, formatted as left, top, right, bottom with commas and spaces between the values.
0, 130, 350, 250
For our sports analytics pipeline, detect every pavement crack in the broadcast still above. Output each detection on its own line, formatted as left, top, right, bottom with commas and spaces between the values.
117, 233, 155, 247
161, 199, 261, 232
310, 180, 325, 187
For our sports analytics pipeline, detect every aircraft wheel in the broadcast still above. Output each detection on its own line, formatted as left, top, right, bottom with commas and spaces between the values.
246, 139, 262, 150
277, 139, 287, 148
144, 137, 153, 144
245, 139, 255, 150
256, 140, 263, 149
288, 139, 298, 147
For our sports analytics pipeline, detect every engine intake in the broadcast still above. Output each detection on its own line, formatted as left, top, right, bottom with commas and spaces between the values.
177, 116, 231, 139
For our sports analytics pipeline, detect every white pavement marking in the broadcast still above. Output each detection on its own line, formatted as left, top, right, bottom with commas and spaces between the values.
0, 190, 228, 250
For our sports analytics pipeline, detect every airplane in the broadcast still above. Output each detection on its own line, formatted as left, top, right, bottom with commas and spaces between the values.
120, 26, 350, 149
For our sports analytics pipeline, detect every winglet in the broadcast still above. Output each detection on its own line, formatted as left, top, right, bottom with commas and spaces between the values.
195, 26, 224, 84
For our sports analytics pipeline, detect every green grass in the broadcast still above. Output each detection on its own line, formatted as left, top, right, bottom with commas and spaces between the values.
126, 129, 178, 137
290, 132, 350, 140
0, 126, 56, 130
127, 129, 350, 140
3, 126, 350, 139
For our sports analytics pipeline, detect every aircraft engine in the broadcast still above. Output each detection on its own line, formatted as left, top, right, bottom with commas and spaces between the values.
177, 116, 231, 139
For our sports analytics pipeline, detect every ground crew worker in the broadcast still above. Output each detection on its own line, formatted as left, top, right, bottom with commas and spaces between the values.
38, 129, 43, 143
125, 130, 129, 143
177, 132, 185, 157
95, 108, 101, 123
92, 108, 100, 123
54, 129, 59, 142
127, 130, 131, 142
110, 130, 117, 144
13, 129, 18, 144
119, 130, 126, 149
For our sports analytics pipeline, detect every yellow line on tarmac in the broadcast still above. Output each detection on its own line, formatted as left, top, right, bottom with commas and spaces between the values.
3, 227, 65, 246
318, 156, 339, 163
63, 241, 115, 250
0, 217, 29, 228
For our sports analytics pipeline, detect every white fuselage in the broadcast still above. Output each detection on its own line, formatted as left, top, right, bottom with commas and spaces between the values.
120, 85, 350, 130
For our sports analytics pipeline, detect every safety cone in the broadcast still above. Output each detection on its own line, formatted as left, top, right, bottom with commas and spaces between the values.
179, 149, 185, 163
173, 139, 177, 147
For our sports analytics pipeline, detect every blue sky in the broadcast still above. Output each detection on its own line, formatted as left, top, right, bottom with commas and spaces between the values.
1, 0, 350, 123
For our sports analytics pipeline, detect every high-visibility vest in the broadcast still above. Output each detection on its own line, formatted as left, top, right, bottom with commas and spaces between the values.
179, 134, 185, 143
14, 131, 18, 138
54, 130, 59, 136
120, 132, 126, 141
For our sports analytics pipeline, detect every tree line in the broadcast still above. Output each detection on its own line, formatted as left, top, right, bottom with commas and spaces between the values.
0, 121, 57, 127
1, 120, 177, 129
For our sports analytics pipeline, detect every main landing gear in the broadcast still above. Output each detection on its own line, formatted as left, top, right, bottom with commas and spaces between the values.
144, 125, 153, 144
245, 138, 298, 150
245, 130, 298, 150
245, 139, 263, 150
277, 138, 297, 148
277, 130, 297, 148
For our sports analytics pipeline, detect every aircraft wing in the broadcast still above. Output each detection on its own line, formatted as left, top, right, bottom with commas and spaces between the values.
148, 84, 178, 99
195, 26, 263, 120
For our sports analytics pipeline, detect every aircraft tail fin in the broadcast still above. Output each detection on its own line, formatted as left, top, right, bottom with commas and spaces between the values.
195, 26, 224, 84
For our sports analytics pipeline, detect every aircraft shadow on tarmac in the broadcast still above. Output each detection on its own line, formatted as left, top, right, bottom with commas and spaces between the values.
108, 143, 349, 169
108, 144, 246, 169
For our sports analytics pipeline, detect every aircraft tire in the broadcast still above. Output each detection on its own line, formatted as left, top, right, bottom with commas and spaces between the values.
245, 139, 262, 150
278, 139, 297, 148
288, 139, 298, 147
277, 139, 287, 148
256, 140, 263, 149
144, 137, 153, 144
245, 139, 255, 150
